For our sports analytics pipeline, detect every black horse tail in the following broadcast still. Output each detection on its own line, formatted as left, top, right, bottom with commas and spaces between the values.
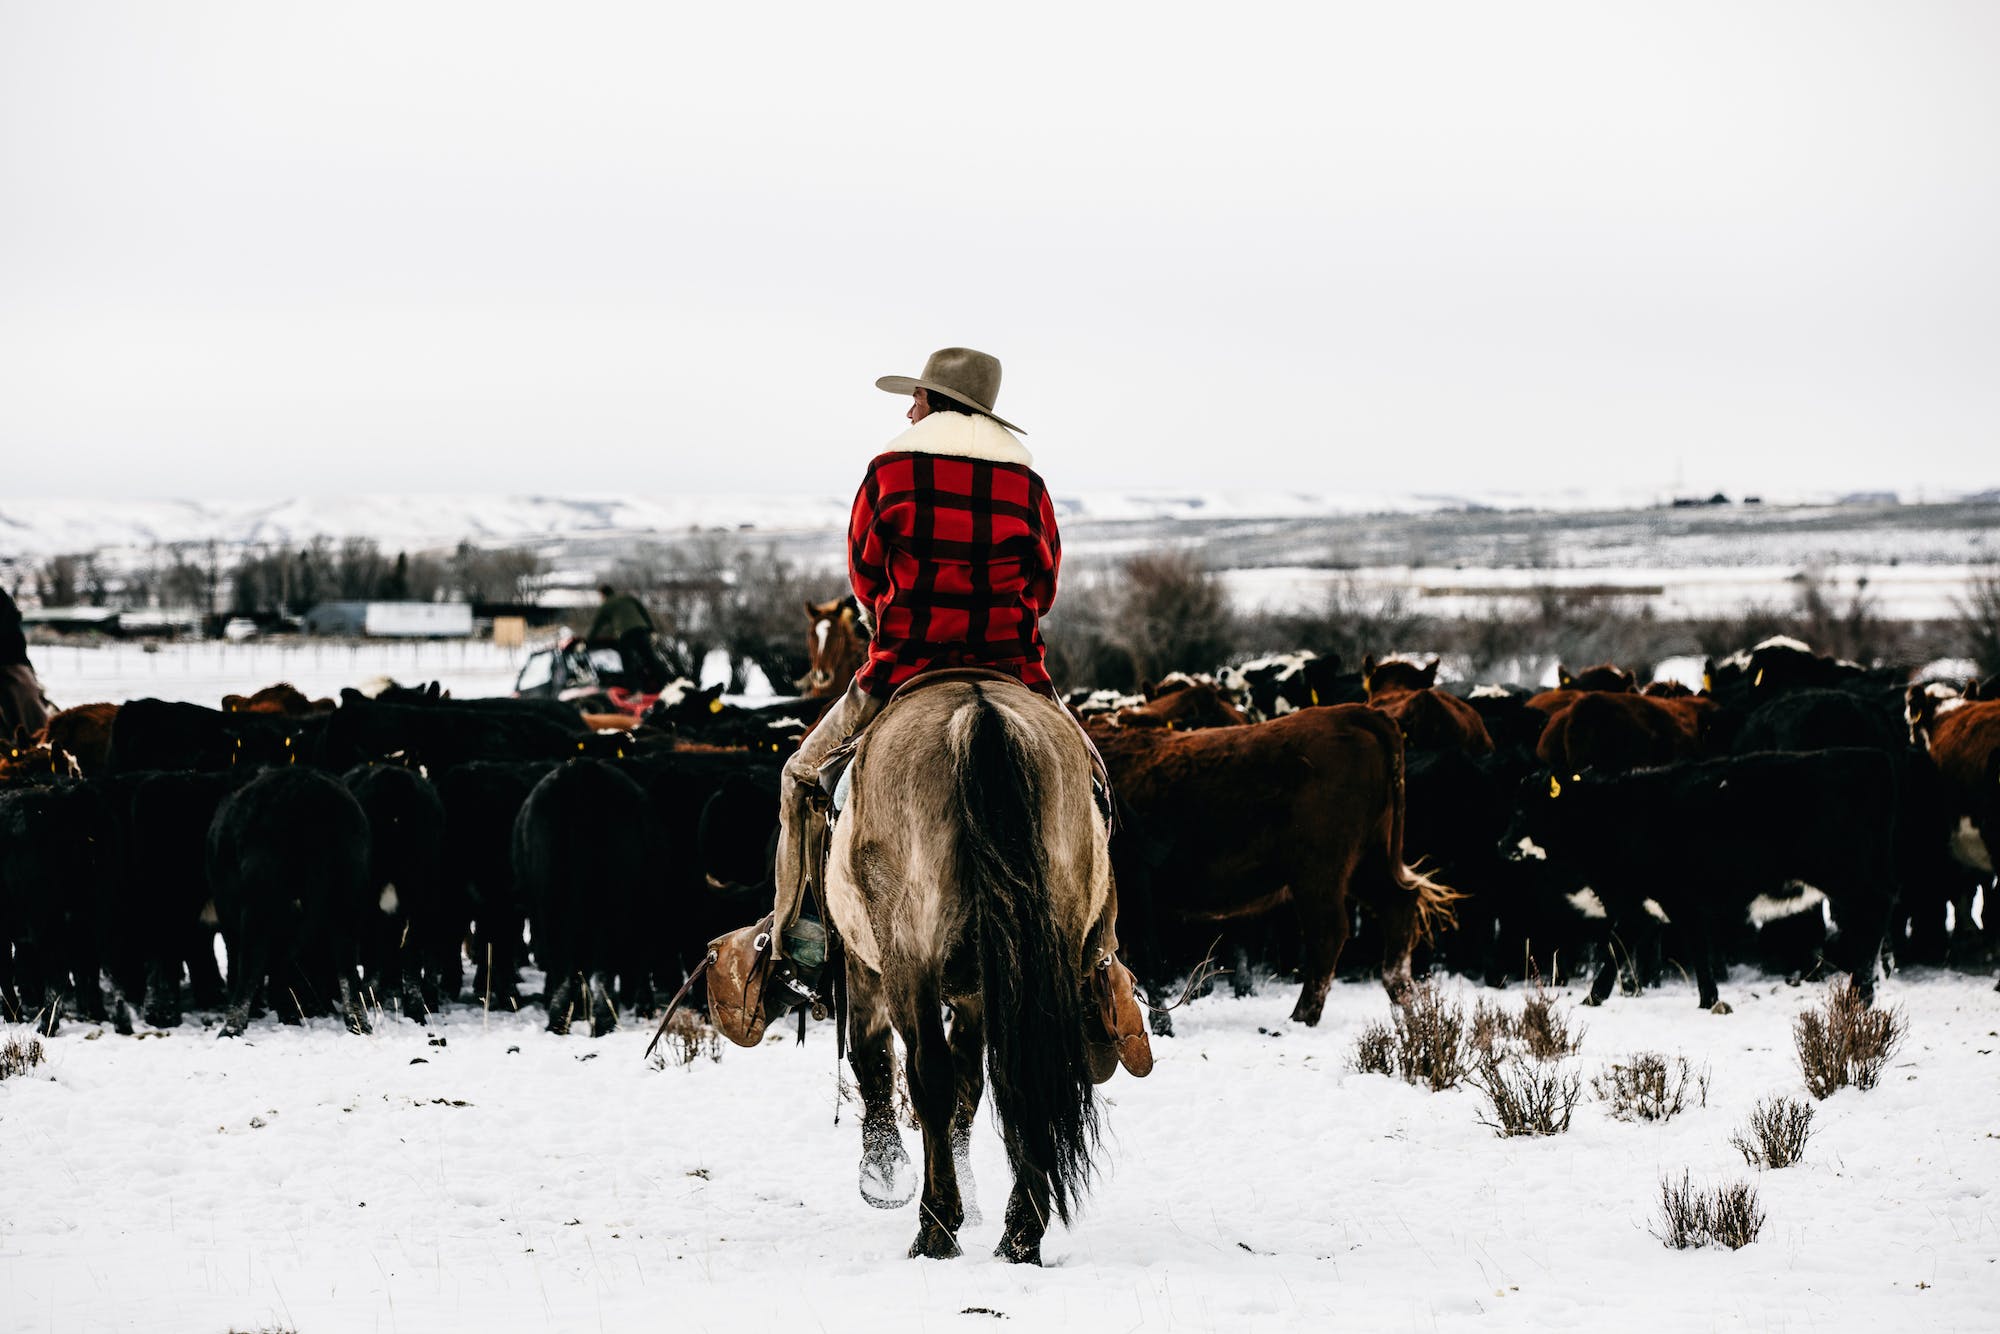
954, 688, 1099, 1224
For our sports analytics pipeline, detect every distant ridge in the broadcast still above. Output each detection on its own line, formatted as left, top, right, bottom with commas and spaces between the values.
3, 487, 1987, 560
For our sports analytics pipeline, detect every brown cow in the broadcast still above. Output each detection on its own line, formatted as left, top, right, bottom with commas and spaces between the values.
1640, 680, 1693, 698
1112, 676, 1249, 730
1907, 686, 2000, 878
1361, 654, 1494, 756
39, 702, 119, 775
0, 739, 78, 786
1536, 691, 1720, 774
1090, 704, 1455, 1024
1525, 662, 1640, 717
222, 682, 335, 715
798, 596, 868, 699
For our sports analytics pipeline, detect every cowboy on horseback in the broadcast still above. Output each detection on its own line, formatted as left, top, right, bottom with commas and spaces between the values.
700, 348, 1148, 1072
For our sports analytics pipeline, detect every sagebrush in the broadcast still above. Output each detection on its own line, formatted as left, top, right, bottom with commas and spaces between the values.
1657, 1172, 1765, 1250
1793, 979, 1903, 1099
1594, 1052, 1709, 1122
1731, 1096, 1815, 1169
1, 1032, 46, 1080
1471, 986, 1584, 1063
649, 1010, 723, 1070
1350, 984, 1470, 1091
1471, 1054, 1583, 1137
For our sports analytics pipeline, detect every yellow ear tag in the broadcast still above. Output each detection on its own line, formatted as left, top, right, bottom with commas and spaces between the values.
1753, 669, 1764, 687
1702, 673, 1712, 693
1548, 775, 1562, 799
709, 697, 725, 714
576, 741, 585, 751
1309, 689, 1320, 706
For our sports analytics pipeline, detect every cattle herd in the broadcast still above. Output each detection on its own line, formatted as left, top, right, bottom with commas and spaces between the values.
1, 631, 1997, 1046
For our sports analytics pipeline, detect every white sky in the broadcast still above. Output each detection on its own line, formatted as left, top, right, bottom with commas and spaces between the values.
2, 1, 1996, 503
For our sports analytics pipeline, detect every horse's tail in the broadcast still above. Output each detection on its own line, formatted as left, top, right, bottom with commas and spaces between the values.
953, 689, 1098, 1224
1387, 728, 1459, 939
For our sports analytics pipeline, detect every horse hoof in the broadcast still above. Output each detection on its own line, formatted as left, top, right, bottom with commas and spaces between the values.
859, 1139, 915, 1210
909, 1225, 962, 1260
1708, 1001, 1734, 1015
994, 1235, 1042, 1266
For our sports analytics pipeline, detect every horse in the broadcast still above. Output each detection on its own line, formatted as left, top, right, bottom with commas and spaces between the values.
824, 675, 1112, 1264
798, 596, 869, 698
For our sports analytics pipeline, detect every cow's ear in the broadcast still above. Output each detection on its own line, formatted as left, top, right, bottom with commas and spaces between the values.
340, 687, 366, 705
1619, 667, 1636, 688
1139, 679, 1158, 701
1419, 657, 1439, 687
1361, 653, 1377, 688
1557, 664, 1573, 689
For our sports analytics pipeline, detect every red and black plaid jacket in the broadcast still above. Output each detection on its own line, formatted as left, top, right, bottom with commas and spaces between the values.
848, 450, 1061, 698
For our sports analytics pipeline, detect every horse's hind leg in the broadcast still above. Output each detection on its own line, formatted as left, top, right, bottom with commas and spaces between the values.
848, 970, 914, 1210
900, 993, 964, 1259
947, 998, 986, 1226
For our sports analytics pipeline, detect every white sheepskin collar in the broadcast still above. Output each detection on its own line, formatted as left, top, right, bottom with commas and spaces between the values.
884, 411, 1032, 467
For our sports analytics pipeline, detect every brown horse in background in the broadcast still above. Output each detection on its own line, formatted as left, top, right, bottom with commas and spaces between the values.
797, 596, 869, 698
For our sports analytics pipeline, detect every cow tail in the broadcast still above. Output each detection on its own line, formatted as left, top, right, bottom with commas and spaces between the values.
954, 690, 1098, 1224
1388, 726, 1459, 939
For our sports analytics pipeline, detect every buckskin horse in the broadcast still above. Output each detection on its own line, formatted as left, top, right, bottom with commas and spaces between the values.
823, 673, 1112, 1264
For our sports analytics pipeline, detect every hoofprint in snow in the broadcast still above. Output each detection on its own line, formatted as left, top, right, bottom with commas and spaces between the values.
5, 974, 1994, 1332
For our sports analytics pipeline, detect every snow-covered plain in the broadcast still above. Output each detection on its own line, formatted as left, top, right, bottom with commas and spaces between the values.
30, 640, 529, 710
5, 971, 1995, 1333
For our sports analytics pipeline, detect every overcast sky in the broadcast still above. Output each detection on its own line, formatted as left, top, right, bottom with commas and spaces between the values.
2, 1, 1996, 504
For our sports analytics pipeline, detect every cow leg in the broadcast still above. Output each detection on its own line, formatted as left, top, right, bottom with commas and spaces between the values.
142, 957, 184, 1029
220, 936, 268, 1038
1689, 902, 1728, 1013
947, 999, 986, 1227
849, 973, 914, 1209
900, 990, 963, 1260
1289, 874, 1354, 1025
545, 971, 578, 1036
588, 968, 618, 1037
336, 968, 371, 1035
1583, 912, 1624, 1006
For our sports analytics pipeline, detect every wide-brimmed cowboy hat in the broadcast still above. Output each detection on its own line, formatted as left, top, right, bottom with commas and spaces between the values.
875, 346, 1024, 434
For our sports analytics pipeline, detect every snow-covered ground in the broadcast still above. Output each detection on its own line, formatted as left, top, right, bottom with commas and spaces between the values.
30, 640, 530, 709
5, 972, 1994, 1333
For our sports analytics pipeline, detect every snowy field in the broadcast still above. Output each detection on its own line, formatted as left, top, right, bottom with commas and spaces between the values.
30, 640, 529, 710
5, 972, 1996, 1333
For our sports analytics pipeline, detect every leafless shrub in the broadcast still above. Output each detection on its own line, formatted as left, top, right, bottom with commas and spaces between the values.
1, 1031, 47, 1080
1958, 566, 2000, 677
1594, 1052, 1710, 1123
1470, 1053, 1583, 1137
1656, 1171, 1765, 1250
1730, 1096, 1815, 1169
1471, 985, 1585, 1063
1348, 983, 1469, 1090
648, 1010, 722, 1070
1351, 1020, 1397, 1077
1794, 979, 1903, 1099
1114, 551, 1238, 684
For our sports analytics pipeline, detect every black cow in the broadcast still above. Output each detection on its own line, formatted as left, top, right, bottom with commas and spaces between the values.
1459, 684, 1551, 756
1222, 652, 1360, 720
108, 698, 303, 774
124, 769, 244, 1027
209, 767, 372, 1037
344, 764, 451, 1020
1504, 749, 1898, 1012
615, 749, 784, 1011
511, 758, 650, 1035
316, 691, 596, 771
432, 759, 560, 1008
0, 781, 119, 1034
641, 687, 826, 754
